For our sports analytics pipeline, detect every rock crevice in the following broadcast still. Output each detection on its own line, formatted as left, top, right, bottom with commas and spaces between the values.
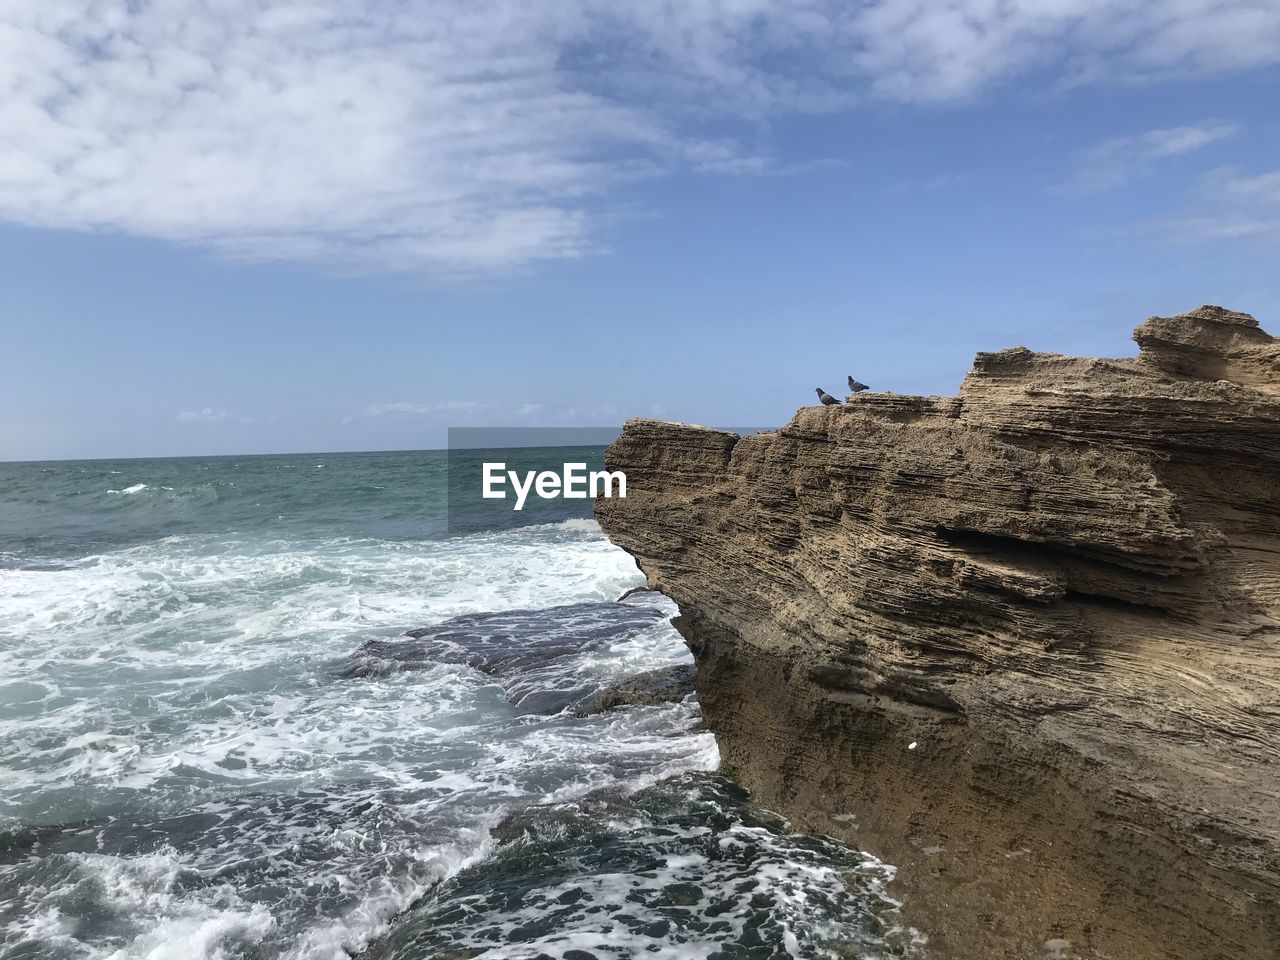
596, 306, 1280, 960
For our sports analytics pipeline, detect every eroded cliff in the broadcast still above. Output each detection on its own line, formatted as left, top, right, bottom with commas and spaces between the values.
596, 306, 1280, 960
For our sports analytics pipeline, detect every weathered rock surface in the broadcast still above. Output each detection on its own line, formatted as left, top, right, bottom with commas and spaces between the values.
569, 663, 697, 716
346, 602, 669, 714
595, 306, 1280, 960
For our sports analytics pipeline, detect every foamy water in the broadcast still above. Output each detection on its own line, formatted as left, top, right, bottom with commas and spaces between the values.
0, 452, 906, 959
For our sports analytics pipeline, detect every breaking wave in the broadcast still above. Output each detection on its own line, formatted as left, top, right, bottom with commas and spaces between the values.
0, 451, 908, 959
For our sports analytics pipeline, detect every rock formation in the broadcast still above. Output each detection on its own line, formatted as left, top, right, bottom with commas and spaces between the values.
595, 306, 1280, 960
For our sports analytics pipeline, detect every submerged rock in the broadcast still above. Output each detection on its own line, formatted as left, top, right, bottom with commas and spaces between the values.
375, 774, 908, 960
346, 601, 679, 715
489, 787, 633, 845
569, 663, 697, 716
595, 306, 1280, 960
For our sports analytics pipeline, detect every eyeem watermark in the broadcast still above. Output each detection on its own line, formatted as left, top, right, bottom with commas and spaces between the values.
482, 462, 626, 511
446, 427, 623, 534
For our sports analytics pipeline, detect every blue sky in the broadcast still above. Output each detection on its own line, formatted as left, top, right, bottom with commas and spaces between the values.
2, 1, 1279, 460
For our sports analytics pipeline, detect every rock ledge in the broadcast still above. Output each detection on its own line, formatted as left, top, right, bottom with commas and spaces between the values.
596, 306, 1280, 960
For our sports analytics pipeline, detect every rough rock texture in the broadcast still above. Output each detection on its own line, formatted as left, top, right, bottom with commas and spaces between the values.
595, 306, 1280, 960
569, 663, 697, 716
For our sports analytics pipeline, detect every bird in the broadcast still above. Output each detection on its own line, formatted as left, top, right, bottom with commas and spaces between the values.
815, 387, 841, 405
847, 376, 870, 393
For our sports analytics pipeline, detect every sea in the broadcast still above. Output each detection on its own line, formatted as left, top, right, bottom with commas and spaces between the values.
0, 449, 909, 960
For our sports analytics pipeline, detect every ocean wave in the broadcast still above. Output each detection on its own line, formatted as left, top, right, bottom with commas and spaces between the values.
0, 524, 640, 649
0, 522, 715, 960
0, 643, 714, 960
106, 482, 150, 495
376, 775, 914, 960
0, 451, 899, 960
511, 517, 603, 536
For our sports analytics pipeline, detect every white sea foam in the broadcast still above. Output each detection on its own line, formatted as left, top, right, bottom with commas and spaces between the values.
107, 483, 150, 495
373, 776, 906, 960
0, 503, 901, 960
0, 519, 734, 960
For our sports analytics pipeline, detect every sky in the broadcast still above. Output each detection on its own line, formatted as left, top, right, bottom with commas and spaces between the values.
2, 1, 1279, 460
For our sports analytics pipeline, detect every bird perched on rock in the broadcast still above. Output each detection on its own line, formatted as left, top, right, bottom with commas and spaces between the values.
847, 376, 870, 393
815, 388, 841, 405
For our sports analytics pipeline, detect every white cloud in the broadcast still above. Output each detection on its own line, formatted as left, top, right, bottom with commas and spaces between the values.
1059, 121, 1240, 193
1, 2, 1277, 273
562, 402, 621, 422
1180, 166, 1280, 240
1217, 169, 1280, 206
364, 401, 482, 416
843, 1, 1280, 102
1114, 165, 1280, 243
358, 399, 627, 423
177, 407, 229, 422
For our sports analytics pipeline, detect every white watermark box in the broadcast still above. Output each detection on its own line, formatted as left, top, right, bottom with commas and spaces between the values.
446, 427, 622, 534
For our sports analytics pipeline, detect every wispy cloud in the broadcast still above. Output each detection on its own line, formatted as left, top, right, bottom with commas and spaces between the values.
356, 399, 628, 424
1215, 169, 1280, 206
1164, 166, 1280, 240
1, 2, 1277, 274
1058, 121, 1240, 194
562, 402, 621, 422
1106, 164, 1280, 244
364, 401, 483, 416
177, 407, 229, 423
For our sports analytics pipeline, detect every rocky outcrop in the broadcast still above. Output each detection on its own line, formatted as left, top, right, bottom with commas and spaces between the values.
595, 306, 1280, 960
569, 663, 696, 716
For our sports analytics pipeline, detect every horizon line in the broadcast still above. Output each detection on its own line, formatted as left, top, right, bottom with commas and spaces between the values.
0, 440, 625, 467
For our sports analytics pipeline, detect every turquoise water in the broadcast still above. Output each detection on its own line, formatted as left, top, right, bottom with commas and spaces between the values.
0, 451, 906, 959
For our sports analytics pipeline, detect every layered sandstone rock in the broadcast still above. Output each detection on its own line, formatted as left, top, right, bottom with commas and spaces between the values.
596, 306, 1280, 960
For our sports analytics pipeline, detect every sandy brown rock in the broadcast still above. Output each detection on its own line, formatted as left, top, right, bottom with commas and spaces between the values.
596, 306, 1280, 960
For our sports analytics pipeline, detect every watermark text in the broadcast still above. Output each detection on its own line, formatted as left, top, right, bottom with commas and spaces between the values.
482, 462, 626, 511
